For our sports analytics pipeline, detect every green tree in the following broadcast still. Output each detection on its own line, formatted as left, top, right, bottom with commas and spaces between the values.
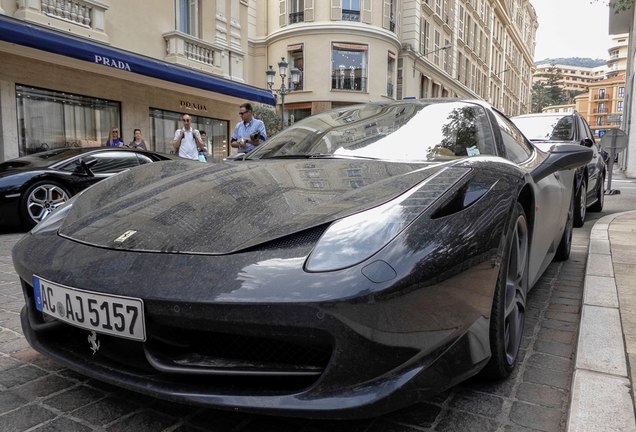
545, 64, 566, 106
253, 104, 282, 137
531, 64, 566, 112
531, 81, 551, 113
608, 0, 635, 12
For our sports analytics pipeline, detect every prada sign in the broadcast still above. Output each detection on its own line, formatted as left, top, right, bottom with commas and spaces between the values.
180, 100, 208, 112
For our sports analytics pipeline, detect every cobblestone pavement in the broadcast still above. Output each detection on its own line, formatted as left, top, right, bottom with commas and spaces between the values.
0, 226, 589, 432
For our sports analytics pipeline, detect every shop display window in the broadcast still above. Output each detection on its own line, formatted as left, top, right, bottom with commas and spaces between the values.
16, 85, 120, 156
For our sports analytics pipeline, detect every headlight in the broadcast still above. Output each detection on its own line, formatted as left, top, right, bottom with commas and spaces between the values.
30, 198, 75, 235
305, 167, 471, 272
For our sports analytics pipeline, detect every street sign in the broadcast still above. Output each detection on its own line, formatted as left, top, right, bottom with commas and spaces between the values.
600, 128, 628, 152
607, 114, 623, 123
600, 128, 628, 195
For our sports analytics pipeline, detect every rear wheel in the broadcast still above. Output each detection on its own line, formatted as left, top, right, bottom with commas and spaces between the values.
589, 171, 605, 212
21, 180, 71, 229
482, 202, 529, 379
573, 178, 586, 228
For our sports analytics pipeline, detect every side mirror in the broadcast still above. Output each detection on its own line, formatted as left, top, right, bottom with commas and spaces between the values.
531, 144, 593, 183
73, 157, 97, 177
581, 138, 594, 148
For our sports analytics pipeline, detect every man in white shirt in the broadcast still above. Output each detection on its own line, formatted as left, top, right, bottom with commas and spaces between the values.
172, 114, 204, 160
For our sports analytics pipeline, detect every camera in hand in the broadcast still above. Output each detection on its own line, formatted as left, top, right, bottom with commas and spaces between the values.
250, 131, 261, 141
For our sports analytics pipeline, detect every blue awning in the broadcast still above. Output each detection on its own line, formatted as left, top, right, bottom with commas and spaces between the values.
0, 15, 276, 106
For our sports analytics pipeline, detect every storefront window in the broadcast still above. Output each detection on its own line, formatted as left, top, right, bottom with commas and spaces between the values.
15, 85, 120, 156
149, 109, 228, 162
331, 43, 368, 92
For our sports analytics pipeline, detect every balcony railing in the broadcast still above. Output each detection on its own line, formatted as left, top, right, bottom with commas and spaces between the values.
342, 9, 361, 21
163, 31, 221, 72
14, 0, 108, 40
289, 11, 304, 24
41, 0, 94, 26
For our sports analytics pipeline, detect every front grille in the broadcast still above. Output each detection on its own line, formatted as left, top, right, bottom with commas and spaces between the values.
21, 278, 332, 393
145, 324, 331, 377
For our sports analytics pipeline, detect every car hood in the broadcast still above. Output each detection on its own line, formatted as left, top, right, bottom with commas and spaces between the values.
58, 159, 450, 254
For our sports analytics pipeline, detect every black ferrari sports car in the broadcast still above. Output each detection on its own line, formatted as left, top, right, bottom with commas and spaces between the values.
0, 147, 173, 228
13, 100, 592, 419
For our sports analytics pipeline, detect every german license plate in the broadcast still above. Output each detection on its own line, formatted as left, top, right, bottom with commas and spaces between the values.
32, 276, 146, 341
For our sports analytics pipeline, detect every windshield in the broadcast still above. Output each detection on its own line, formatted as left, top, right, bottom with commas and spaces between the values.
0, 148, 83, 171
513, 115, 574, 141
249, 101, 496, 162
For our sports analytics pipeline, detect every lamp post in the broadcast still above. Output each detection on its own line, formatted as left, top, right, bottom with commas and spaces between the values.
266, 57, 301, 129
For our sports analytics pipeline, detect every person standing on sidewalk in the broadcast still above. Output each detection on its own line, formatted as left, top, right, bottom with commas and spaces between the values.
230, 103, 267, 154
127, 128, 147, 150
105, 128, 123, 147
172, 114, 205, 160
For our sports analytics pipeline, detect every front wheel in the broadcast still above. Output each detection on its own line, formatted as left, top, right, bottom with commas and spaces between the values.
481, 202, 529, 379
589, 171, 605, 212
21, 180, 71, 229
573, 178, 586, 228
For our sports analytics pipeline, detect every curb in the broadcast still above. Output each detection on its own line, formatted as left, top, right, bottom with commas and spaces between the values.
567, 211, 636, 432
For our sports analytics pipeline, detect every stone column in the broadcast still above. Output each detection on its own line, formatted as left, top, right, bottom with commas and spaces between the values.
0, 81, 20, 161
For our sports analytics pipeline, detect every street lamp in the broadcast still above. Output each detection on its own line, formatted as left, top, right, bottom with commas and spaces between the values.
266, 57, 301, 129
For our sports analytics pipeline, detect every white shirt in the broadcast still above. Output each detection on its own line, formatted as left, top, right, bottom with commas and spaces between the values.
174, 128, 200, 160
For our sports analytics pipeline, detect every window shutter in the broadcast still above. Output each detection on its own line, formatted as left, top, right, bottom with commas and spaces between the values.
331, 0, 341, 20
305, 0, 314, 21
382, 0, 390, 29
362, 0, 372, 24
279, 0, 287, 27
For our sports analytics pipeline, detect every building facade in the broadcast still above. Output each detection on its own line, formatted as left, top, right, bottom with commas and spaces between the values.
533, 63, 604, 94
258, 0, 537, 125
0, 0, 538, 163
0, 1, 275, 162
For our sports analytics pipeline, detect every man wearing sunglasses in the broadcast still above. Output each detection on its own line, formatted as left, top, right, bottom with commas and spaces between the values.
230, 102, 267, 154
172, 114, 205, 160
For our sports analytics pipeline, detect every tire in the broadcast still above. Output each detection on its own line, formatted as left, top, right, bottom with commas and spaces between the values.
589, 171, 605, 212
554, 189, 574, 262
481, 202, 529, 379
21, 180, 71, 229
573, 178, 586, 228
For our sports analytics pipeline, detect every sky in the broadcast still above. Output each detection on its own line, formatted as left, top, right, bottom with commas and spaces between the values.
531, 0, 614, 61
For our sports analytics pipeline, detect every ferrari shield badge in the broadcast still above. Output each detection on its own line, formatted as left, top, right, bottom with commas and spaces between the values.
88, 331, 100, 355
114, 230, 137, 243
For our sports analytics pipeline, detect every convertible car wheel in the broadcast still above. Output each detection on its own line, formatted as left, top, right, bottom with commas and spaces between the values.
21, 180, 71, 228
482, 202, 529, 379
573, 178, 586, 228
589, 171, 605, 212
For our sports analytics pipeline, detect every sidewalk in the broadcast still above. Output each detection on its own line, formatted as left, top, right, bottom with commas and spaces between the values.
568, 210, 636, 431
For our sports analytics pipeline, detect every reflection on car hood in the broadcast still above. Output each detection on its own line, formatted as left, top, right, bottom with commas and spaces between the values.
58, 159, 448, 254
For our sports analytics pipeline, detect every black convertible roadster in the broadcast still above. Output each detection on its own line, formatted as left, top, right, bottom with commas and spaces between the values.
13, 99, 591, 418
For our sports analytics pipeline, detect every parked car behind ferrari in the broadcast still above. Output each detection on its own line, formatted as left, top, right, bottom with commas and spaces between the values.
13, 99, 591, 418
511, 111, 606, 227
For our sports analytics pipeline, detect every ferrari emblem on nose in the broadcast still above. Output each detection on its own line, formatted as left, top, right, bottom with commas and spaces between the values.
88, 331, 100, 355
114, 230, 137, 243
